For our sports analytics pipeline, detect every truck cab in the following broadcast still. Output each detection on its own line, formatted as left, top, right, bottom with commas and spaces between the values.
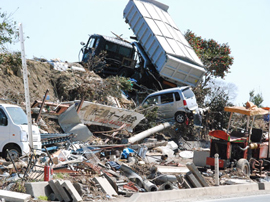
0, 104, 41, 160
80, 34, 136, 77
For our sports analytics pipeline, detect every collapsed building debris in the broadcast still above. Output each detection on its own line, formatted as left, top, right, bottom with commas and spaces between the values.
0, 0, 269, 201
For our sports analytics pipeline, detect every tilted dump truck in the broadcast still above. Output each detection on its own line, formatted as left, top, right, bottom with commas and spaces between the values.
124, 0, 205, 88
80, 0, 205, 90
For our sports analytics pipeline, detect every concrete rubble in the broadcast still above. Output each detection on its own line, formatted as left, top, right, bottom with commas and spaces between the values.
0, 60, 268, 202
0, 104, 265, 202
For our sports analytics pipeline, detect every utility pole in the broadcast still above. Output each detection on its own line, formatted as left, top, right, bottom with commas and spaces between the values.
19, 23, 33, 148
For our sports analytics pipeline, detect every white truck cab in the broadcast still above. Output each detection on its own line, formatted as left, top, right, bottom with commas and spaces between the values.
0, 104, 41, 160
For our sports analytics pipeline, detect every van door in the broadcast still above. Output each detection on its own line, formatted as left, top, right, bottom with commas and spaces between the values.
0, 108, 9, 150
158, 92, 175, 119
182, 87, 198, 111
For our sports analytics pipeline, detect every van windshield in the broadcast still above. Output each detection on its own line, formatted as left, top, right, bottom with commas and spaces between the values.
6, 107, 28, 125
182, 88, 195, 99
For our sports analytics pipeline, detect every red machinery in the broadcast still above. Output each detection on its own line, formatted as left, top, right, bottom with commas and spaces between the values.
206, 103, 270, 176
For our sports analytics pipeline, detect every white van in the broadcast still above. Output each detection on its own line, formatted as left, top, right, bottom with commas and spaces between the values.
140, 87, 198, 123
0, 104, 42, 160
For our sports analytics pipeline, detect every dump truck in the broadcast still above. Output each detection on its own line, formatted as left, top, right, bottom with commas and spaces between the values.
206, 103, 270, 176
80, 0, 206, 91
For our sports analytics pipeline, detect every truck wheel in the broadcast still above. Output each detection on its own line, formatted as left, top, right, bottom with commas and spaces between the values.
3, 145, 21, 161
236, 158, 250, 177
175, 112, 186, 123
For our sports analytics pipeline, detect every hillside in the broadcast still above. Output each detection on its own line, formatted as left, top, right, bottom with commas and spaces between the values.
0, 58, 129, 106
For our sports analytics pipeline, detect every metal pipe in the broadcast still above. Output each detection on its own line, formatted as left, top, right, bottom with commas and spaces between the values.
158, 182, 174, 191
36, 89, 49, 122
239, 142, 259, 151
120, 164, 144, 187
238, 145, 250, 151
154, 175, 177, 184
128, 122, 172, 144
143, 180, 158, 192
76, 96, 84, 113
227, 112, 233, 133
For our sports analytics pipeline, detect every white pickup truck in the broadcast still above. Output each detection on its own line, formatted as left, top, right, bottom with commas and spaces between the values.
0, 104, 41, 160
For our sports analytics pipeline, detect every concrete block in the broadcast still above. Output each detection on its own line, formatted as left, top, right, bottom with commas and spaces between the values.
49, 180, 64, 202
73, 182, 85, 196
94, 177, 118, 197
186, 162, 209, 187
62, 180, 83, 202
25, 181, 53, 198
55, 180, 71, 202
193, 150, 210, 167
185, 171, 202, 188
263, 182, 270, 190
0, 190, 31, 202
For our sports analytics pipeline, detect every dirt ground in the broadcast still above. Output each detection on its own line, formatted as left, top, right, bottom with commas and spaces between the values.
0, 59, 115, 106
0, 59, 61, 104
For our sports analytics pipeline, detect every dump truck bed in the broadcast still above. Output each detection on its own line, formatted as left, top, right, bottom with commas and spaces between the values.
124, 0, 206, 87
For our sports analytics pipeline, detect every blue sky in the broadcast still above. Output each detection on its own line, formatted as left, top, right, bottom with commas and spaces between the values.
2, 0, 270, 106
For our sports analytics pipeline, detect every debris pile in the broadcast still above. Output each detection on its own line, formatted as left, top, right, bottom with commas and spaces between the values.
0, 58, 268, 202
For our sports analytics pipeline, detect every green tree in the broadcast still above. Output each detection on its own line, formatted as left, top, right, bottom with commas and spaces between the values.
179, 30, 235, 135
249, 90, 264, 107
185, 30, 234, 80
0, 8, 18, 50
184, 30, 234, 106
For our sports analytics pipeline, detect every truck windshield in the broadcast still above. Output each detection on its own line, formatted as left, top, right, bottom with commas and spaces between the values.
6, 107, 28, 125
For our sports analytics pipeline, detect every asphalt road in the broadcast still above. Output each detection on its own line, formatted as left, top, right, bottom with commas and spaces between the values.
162, 190, 270, 202
202, 194, 270, 202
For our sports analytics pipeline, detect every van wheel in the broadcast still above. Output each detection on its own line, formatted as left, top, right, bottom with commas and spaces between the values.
175, 112, 186, 123
236, 158, 250, 177
3, 145, 21, 161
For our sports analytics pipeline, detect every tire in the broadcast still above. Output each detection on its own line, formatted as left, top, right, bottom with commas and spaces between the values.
3, 145, 21, 161
175, 112, 186, 123
236, 158, 250, 177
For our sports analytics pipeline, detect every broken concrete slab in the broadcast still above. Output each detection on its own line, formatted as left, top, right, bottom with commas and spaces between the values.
73, 182, 86, 196
25, 181, 53, 198
49, 180, 64, 202
54, 180, 71, 202
185, 171, 202, 188
62, 180, 83, 202
93, 176, 118, 197
186, 162, 209, 187
0, 190, 31, 202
